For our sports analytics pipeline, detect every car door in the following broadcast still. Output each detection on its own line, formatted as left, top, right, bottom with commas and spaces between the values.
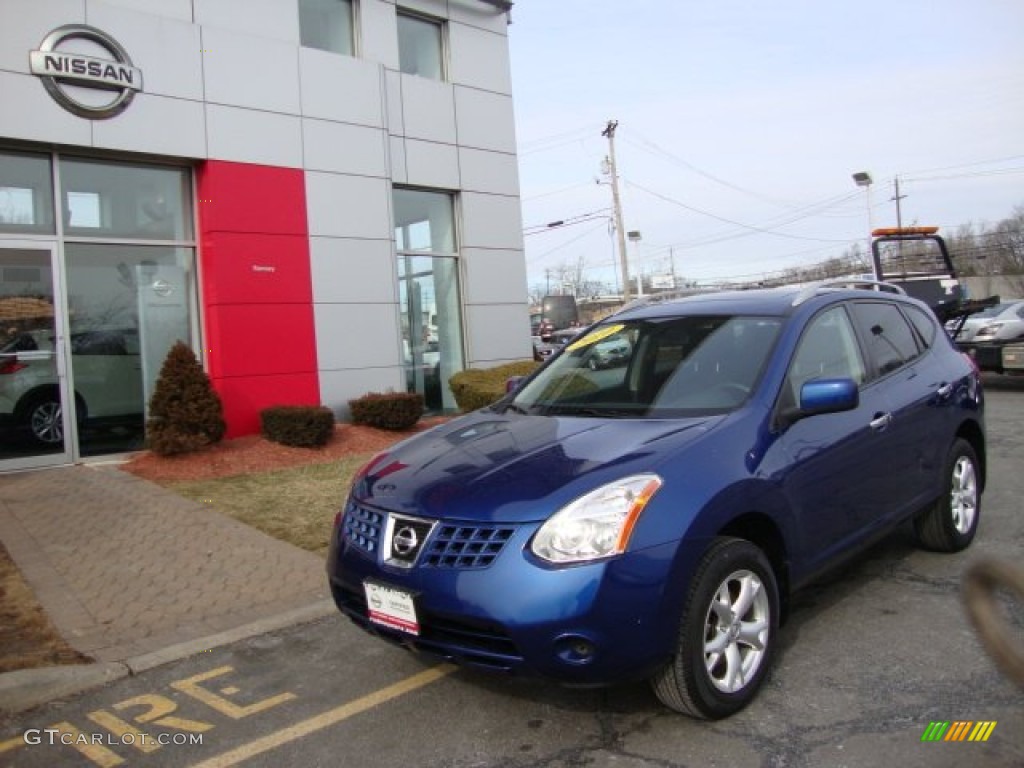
849, 301, 947, 521
774, 305, 901, 575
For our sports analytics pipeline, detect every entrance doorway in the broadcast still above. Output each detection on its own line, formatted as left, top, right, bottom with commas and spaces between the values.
0, 242, 74, 470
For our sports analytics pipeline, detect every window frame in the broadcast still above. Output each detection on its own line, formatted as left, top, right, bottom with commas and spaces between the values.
397, 8, 447, 81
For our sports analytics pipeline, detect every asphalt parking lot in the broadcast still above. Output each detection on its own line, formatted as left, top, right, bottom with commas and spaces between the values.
2, 376, 1022, 768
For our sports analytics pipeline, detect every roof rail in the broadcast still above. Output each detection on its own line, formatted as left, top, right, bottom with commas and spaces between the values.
792, 278, 905, 307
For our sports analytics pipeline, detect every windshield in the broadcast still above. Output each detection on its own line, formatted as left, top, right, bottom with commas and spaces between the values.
504, 315, 783, 418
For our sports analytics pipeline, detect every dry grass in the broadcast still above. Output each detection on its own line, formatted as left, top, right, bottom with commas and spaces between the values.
0, 543, 90, 673
169, 453, 374, 556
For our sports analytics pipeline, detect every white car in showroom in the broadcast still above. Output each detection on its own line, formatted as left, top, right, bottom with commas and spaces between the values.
0, 328, 143, 446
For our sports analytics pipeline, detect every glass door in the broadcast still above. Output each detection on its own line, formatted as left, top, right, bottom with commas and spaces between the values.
0, 242, 73, 470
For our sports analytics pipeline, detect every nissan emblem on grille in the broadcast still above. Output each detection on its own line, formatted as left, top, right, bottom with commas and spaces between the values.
384, 515, 435, 568
392, 526, 418, 556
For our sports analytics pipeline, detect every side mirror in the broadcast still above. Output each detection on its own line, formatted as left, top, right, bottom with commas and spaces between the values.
505, 376, 525, 393
778, 378, 859, 428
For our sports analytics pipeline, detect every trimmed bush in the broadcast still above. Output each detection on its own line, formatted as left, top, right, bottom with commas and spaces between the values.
449, 360, 540, 412
261, 405, 335, 447
147, 341, 226, 456
349, 391, 424, 430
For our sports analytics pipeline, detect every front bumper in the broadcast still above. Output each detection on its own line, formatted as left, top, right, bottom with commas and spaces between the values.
326, 515, 686, 686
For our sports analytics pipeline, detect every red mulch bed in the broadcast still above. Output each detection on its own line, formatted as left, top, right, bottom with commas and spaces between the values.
120, 418, 451, 484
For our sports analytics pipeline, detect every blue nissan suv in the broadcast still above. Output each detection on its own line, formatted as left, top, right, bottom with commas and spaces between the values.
327, 282, 985, 719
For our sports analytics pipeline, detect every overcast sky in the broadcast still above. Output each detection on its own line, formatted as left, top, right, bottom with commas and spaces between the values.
507, 1, 1024, 294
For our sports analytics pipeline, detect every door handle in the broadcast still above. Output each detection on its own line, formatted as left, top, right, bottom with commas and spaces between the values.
869, 412, 893, 431
936, 382, 953, 399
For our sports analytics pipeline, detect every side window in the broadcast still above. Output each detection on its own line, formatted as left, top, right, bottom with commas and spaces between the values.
851, 302, 921, 377
904, 304, 937, 348
783, 306, 865, 409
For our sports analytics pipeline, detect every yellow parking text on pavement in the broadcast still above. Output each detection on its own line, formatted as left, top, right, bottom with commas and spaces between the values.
188, 664, 455, 768
171, 666, 296, 718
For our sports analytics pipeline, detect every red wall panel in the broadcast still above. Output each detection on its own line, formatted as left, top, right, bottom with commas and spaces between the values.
196, 160, 320, 437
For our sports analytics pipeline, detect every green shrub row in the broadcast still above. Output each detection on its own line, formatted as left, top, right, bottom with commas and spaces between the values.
260, 405, 336, 447
349, 391, 424, 430
449, 360, 539, 412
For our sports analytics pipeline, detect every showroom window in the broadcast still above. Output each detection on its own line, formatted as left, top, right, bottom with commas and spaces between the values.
394, 188, 463, 412
299, 0, 355, 56
0, 150, 55, 234
398, 10, 444, 80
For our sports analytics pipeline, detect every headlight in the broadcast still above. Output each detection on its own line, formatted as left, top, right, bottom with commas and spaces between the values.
975, 322, 1003, 340
531, 474, 663, 564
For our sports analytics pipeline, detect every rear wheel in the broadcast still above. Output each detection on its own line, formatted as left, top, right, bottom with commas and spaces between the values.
914, 438, 980, 552
21, 392, 63, 446
651, 537, 779, 719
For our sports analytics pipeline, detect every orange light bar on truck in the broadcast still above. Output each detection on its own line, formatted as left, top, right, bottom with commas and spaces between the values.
872, 226, 940, 236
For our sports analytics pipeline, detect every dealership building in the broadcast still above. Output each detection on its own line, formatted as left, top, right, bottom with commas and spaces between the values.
0, 0, 528, 472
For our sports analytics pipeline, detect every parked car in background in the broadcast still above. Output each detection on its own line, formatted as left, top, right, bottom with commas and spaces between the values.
949, 299, 1024, 372
0, 328, 143, 446
328, 282, 985, 719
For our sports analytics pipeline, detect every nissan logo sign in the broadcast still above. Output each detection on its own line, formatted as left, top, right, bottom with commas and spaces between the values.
392, 526, 419, 556
30, 25, 143, 119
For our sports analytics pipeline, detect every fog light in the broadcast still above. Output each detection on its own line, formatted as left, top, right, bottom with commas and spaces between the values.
554, 634, 597, 665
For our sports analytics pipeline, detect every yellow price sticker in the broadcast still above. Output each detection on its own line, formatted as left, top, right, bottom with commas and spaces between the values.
566, 324, 625, 352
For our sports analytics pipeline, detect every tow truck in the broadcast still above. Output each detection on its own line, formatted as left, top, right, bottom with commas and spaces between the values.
867, 226, 1002, 366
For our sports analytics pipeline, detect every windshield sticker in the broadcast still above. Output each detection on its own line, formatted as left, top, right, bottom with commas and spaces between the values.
566, 324, 625, 352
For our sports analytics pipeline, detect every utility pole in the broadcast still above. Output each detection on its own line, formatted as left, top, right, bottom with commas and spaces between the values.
602, 119, 631, 304
891, 175, 906, 230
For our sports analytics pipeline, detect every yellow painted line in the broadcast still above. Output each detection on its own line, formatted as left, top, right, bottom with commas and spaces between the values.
188, 665, 455, 768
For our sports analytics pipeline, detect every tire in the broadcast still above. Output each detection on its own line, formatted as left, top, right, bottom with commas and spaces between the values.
651, 537, 779, 719
914, 438, 980, 552
21, 392, 64, 447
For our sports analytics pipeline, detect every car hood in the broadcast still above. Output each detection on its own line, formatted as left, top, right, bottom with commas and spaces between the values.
352, 410, 719, 523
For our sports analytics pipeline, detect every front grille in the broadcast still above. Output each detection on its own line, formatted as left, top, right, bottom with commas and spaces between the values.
342, 503, 384, 556
422, 525, 517, 569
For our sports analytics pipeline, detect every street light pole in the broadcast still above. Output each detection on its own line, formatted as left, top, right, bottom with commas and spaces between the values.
852, 171, 874, 275
602, 120, 631, 304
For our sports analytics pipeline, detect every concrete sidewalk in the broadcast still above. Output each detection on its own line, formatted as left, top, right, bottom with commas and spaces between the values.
0, 464, 334, 713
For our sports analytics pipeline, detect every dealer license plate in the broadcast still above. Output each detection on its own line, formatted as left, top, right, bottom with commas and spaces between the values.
364, 581, 420, 636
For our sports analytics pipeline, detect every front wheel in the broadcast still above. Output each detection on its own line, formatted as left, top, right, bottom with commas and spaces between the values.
651, 537, 779, 719
914, 438, 981, 552
22, 392, 64, 446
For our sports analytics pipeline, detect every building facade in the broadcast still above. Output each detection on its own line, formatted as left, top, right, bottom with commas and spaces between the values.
0, 0, 528, 472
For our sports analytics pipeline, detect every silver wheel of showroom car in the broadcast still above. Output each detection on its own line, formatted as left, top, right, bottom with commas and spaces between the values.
25, 394, 64, 446
652, 537, 779, 719
914, 438, 981, 552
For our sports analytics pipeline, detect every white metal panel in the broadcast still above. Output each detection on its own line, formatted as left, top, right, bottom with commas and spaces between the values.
310, 237, 397, 304
449, 0, 510, 35
194, 0, 300, 43
299, 47, 384, 127
384, 69, 404, 135
360, 0, 399, 69
390, 136, 408, 183
319, 367, 406, 419
87, 0, 193, 21
404, 139, 459, 189
201, 26, 301, 114
87, 1, 204, 100
399, 74, 456, 144
454, 86, 516, 152
205, 104, 302, 167
314, 302, 400, 369
93, 93, 206, 158
0, 71, 92, 146
302, 119, 388, 177
462, 247, 528, 305
0, 0, 84, 74
398, 0, 447, 18
458, 147, 519, 195
464, 303, 533, 366
448, 21, 512, 94
460, 192, 524, 250
305, 172, 391, 239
